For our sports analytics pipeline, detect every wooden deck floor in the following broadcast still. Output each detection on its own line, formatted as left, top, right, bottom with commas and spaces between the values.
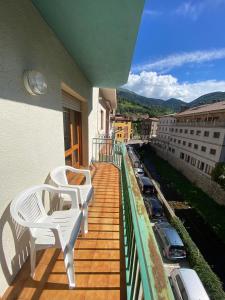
3, 163, 126, 300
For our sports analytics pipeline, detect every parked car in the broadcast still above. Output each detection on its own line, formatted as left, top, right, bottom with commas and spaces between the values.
154, 221, 186, 260
134, 167, 145, 177
170, 268, 210, 300
128, 149, 143, 169
138, 176, 156, 195
144, 196, 164, 219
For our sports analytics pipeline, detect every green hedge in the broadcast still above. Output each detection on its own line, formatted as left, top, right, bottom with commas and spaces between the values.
171, 216, 225, 300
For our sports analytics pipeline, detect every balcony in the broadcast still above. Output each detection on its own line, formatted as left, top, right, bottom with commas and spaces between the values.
3, 139, 174, 300
175, 120, 225, 128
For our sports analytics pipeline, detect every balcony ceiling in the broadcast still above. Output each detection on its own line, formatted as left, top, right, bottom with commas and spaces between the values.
32, 0, 145, 87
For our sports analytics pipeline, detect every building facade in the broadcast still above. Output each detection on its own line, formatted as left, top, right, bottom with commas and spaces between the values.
152, 104, 225, 205
153, 102, 225, 178
112, 115, 133, 143
140, 117, 159, 140
0, 0, 144, 295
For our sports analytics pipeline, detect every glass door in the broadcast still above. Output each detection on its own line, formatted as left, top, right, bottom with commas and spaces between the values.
63, 107, 82, 167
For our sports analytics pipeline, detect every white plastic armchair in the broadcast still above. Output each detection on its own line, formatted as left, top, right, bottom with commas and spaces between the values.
10, 184, 83, 289
50, 166, 93, 234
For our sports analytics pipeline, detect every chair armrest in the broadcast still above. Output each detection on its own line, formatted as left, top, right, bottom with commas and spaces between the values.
63, 166, 91, 185
33, 184, 80, 209
57, 187, 79, 209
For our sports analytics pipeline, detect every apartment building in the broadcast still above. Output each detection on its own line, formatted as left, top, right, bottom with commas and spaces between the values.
112, 115, 133, 143
140, 117, 159, 140
153, 114, 176, 151
154, 102, 225, 178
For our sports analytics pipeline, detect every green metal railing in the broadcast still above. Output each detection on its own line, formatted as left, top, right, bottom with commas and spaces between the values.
92, 138, 174, 300
92, 137, 122, 168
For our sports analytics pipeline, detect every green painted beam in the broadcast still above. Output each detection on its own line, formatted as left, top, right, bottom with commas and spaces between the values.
120, 144, 175, 300
32, 0, 145, 87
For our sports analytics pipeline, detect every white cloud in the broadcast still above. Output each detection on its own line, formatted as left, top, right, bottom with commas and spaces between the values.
175, 0, 225, 20
133, 49, 225, 73
143, 9, 162, 17
123, 71, 225, 102
175, 2, 204, 20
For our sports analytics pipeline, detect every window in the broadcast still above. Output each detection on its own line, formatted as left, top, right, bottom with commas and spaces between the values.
183, 141, 186, 146
180, 129, 183, 133
204, 131, 209, 137
175, 129, 178, 132
175, 275, 188, 300
174, 138, 176, 143
200, 161, 205, 171
180, 152, 184, 159
101, 110, 104, 130
213, 132, 220, 138
185, 155, 190, 163
172, 148, 175, 153
184, 129, 188, 134
194, 144, 198, 150
191, 157, 196, 166
178, 140, 181, 144
190, 130, 194, 134
188, 142, 192, 147
201, 146, 206, 152
210, 148, 216, 155
196, 130, 201, 136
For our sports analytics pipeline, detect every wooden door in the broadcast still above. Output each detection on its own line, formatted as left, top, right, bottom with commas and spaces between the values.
63, 107, 82, 167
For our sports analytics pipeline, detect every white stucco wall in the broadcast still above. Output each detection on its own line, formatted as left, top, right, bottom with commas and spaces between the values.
88, 87, 99, 162
0, 0, 92, 295
88, 87, 110, 161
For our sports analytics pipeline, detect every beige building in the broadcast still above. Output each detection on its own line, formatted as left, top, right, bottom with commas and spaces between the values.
154, 102, 225, 177
140, 117, 159, 140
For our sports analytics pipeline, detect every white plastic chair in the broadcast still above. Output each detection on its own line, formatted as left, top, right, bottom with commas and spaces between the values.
50, 166, 93, 234
10, 184, 83, 289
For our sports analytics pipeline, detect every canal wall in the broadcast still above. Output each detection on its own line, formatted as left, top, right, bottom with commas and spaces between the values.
154, 147, 225, 207
142, 165, 176, 219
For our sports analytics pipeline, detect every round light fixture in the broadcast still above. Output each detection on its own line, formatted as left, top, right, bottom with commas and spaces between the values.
23, 70, 47, 95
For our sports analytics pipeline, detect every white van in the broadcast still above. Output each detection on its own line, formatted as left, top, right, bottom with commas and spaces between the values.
170, 268, 210, 300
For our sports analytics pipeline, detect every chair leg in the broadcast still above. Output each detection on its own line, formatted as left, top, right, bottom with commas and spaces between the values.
64, 246, 75, 289
30, 239, 36, 278
83, 204, 88, 234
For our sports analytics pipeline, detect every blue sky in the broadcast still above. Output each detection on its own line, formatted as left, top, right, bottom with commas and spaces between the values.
124, 0, 225, 102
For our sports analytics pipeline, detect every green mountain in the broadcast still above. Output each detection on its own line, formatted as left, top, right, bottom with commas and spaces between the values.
117, 98, 173, 117
117, 89, 225, 116
189, 92, 225, 107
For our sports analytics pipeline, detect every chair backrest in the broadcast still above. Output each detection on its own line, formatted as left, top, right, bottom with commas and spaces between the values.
10, 186, 47, 227
50, 166, 68, 186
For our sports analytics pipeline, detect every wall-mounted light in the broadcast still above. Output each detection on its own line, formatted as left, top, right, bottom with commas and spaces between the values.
23, 70, 47, 95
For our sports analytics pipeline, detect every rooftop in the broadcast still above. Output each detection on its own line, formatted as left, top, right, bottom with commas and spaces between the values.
176, 100, 225, 116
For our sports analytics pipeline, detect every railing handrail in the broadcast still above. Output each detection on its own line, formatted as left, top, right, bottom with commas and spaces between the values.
120, 144, 174, 300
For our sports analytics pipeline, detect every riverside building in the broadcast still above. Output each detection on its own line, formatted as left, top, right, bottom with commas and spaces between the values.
154, 101, 225, 178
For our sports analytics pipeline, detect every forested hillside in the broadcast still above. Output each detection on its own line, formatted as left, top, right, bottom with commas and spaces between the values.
117, 88, 225, 116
